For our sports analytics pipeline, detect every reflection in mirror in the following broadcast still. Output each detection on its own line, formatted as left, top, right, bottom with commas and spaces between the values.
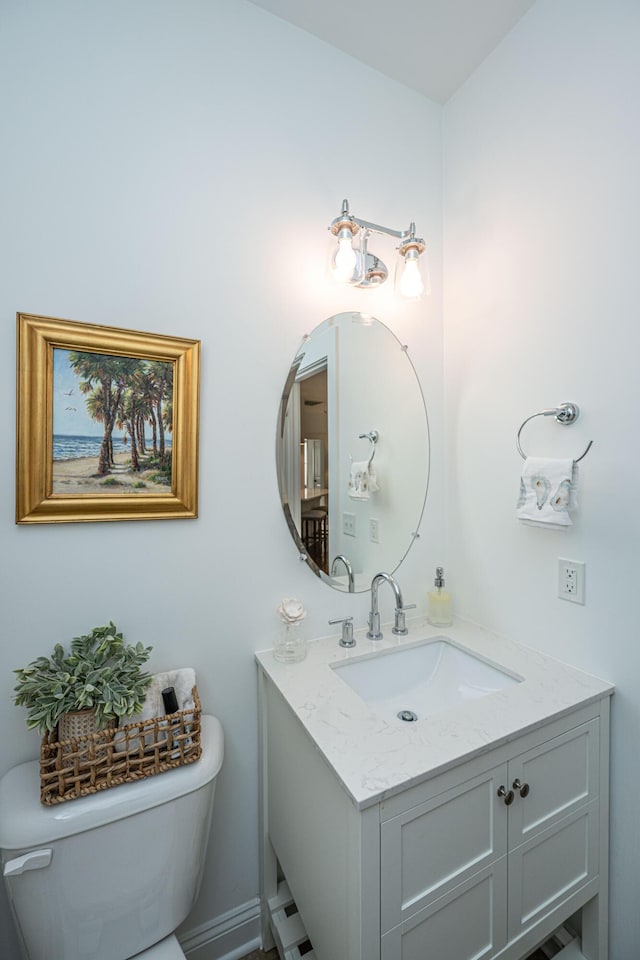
277, 312, 430, 593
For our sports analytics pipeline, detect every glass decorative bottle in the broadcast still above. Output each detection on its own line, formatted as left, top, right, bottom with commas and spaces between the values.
274, 598, 308, 663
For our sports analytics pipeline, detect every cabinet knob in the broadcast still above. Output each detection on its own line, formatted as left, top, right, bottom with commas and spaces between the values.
512, 778, 530, 798
497, 785, 515, 805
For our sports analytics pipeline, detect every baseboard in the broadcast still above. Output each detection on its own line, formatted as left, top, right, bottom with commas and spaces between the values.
180, 897, 262, 960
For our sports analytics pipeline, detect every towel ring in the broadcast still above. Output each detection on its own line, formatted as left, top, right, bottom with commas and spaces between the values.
516, 402, 593, 462
358, 430, 379, 468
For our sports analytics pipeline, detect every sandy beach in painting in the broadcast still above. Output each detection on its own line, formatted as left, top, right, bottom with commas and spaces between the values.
52, 451, 172, 495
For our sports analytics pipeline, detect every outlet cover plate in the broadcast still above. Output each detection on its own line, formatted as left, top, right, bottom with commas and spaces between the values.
343, 512, 356, 537
558, 557, 585, 604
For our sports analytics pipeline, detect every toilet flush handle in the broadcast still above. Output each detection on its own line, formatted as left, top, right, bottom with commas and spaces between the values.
3, 848, 52, 877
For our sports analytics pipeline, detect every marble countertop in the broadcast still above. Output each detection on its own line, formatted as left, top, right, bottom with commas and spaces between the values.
256, 616, 614, 810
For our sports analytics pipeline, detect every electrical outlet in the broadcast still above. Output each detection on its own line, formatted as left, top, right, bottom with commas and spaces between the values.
369, 518, 380, 543
558, 558, 585, 605
343, 512, 356, 537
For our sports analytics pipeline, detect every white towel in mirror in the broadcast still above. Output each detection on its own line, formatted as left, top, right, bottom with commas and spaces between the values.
348, 460, 379, 500
517, 457, 578, 528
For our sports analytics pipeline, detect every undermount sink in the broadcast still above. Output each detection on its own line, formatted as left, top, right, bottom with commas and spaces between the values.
332, 638, 521, 722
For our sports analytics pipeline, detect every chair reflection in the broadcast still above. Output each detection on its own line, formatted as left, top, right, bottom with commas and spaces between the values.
301, 505, 328, 571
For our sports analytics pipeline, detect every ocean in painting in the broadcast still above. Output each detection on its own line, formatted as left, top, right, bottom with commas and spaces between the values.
53, 435, 171, 462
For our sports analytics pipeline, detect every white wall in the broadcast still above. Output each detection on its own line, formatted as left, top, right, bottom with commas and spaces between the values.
0, 1, 443, 956
444, 2, 640, 956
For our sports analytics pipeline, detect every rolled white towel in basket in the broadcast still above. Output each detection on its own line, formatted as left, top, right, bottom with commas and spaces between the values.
114, 667, 196, 752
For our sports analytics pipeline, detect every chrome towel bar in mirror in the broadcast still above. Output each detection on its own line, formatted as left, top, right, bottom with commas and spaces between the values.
516, 402, 593, 462
357, 430, 378, 468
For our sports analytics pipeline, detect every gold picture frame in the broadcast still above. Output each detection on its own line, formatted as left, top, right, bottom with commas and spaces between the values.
16, 313, 200, 523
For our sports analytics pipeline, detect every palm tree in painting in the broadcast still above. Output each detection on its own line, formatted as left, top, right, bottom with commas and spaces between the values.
68, 352, 173, 477
129, 366, 155, 463
68, 353, 128, 475
84, 388, 110, 460
116, 387, 141, 471
138, 364, 165, 458
147, 360, 173, 460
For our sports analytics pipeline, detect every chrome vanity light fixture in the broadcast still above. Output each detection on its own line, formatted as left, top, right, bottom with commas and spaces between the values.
328, 199, 427, 299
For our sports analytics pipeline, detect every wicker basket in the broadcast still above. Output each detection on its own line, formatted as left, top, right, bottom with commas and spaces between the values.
40, 687, 202, 805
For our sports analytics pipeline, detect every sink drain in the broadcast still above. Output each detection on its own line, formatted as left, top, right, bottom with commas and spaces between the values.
397, 709, 418, 722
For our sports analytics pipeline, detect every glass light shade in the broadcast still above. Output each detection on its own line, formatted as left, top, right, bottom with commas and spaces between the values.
396, 248, 427, 300
328, 229, 364, 285
400, 258, 424, 298
332, 234, 357, 282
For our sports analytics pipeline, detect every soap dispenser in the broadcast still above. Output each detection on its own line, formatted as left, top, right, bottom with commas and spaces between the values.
428, 566, 452, 627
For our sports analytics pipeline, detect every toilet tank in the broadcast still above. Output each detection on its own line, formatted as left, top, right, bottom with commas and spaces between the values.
0, 714, 223, 960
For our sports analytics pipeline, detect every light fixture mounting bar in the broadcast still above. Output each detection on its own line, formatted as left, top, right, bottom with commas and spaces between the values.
349, 215, 409, 241
330, 199, 417, 242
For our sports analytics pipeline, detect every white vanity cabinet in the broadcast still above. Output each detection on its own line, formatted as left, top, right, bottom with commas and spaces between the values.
257, 623, 613, 960
259, 673, 610, 960
379, 715, 602, 959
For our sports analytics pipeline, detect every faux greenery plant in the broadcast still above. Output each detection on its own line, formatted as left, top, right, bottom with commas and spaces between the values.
13, 622, 153, 735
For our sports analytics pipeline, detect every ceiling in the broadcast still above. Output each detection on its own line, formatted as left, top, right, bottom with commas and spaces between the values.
248, 0, 535, 103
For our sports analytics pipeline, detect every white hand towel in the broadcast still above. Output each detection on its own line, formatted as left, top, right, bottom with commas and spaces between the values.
348, 460, 379, 501
114, 667, 197, 752
516, 457, 578, 529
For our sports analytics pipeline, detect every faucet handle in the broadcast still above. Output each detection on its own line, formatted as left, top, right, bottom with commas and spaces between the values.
328, 616, 356, 648
393, 603, 416, 636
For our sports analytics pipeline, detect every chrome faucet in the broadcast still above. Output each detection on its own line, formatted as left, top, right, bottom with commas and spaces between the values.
331, 554, 355, 593
367, 572, 415, 640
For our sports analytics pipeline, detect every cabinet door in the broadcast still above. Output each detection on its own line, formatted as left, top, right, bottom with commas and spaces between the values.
507, 800, 599, 939
506, 718, 601, 941
381, 860, 508, 960
381, 763, 508, 933
507, 718, 599, 849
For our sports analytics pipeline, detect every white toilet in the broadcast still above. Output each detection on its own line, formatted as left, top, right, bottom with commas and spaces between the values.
0, 714, 224, 960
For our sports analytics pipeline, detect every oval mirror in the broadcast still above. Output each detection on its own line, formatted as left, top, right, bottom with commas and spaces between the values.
276, 312, 430, 592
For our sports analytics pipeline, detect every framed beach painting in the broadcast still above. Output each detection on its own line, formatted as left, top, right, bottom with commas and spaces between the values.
16, 313, 200, 523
